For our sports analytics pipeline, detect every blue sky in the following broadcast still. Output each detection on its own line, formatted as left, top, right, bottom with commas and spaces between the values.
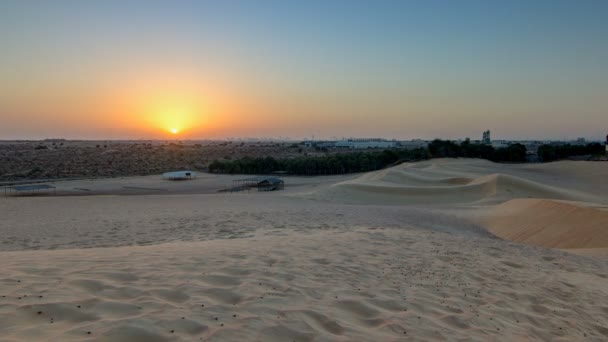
1, 0, 607, 139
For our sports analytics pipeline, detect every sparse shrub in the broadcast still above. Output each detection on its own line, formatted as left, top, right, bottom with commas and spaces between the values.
25, 166, 45, 178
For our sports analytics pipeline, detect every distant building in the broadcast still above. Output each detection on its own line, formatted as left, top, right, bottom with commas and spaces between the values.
481, 130, 491, 145
398, 139, 428, 149
316, 141, 338, 149
334, 139, 398, 149
605, 134, 608, 155
491, 140, 509, 149
306, 139, 398, 149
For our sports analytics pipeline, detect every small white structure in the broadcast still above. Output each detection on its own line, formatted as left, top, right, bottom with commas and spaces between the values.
162, 171, 197, 180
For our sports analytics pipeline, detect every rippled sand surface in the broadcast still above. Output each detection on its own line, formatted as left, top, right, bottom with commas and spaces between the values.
1, 158, 607, 341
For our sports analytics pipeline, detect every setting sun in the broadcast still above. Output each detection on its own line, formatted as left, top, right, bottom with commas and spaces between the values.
127, 88, 208, 138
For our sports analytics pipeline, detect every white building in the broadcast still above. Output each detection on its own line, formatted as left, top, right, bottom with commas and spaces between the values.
399, 139, 428, 149
334, 139, 398, 149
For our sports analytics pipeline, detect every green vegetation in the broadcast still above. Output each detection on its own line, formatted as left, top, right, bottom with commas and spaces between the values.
428, 139, 527, 162
209, 148, 430, 175
208, 139, 529, 175
537, 143, 604, 162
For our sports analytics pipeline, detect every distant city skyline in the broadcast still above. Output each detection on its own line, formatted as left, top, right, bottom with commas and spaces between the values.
1, 1, 607, 140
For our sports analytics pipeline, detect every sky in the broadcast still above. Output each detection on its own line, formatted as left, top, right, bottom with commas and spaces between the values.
1, 0, 607, 141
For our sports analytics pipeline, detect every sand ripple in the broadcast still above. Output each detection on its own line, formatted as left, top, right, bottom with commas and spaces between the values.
1, 229, 607, 341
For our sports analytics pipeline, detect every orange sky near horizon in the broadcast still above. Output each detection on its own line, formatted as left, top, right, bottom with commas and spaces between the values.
1, 64, 264, 139
2, 1, 607, 141
3, 56, 607, 141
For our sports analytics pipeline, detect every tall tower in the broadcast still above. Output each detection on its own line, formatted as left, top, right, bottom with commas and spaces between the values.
482, 130, 491, 145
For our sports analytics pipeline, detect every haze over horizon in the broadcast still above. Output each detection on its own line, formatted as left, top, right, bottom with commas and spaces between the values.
1, 0, 607, 141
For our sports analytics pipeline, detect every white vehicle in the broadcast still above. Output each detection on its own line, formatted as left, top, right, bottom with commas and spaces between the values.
162, 171, 197, 180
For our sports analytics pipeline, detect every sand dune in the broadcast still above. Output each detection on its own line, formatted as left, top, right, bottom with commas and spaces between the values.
2, 158, 608, 341
300, 158, 608, 255
477, 199, 608, 249
305, 159, 600, 205
1, 228, 608, 341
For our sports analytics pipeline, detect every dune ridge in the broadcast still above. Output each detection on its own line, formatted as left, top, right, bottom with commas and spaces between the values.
307, 163, 593, 205
299, 158, 608, 254
478, 198, 608, 249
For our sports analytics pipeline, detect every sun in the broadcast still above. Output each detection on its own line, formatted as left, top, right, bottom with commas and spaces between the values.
133, 89, 206, 137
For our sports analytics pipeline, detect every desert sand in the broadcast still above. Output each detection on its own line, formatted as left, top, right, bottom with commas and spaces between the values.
0, 140, 339, 182
1, 158, 607, 341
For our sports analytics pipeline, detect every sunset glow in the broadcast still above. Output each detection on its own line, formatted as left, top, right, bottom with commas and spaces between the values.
122, 79, 213, 138
150, 104, 198, 136
1, 1, 607, 140
1, 3, 607, 342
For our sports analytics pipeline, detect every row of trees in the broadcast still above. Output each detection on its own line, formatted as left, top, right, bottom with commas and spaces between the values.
537, 143, 604, 162
208, 140, 529, 175
428, 139, 528, 162
208, 148, 430, 175
208, 140, 605, 176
